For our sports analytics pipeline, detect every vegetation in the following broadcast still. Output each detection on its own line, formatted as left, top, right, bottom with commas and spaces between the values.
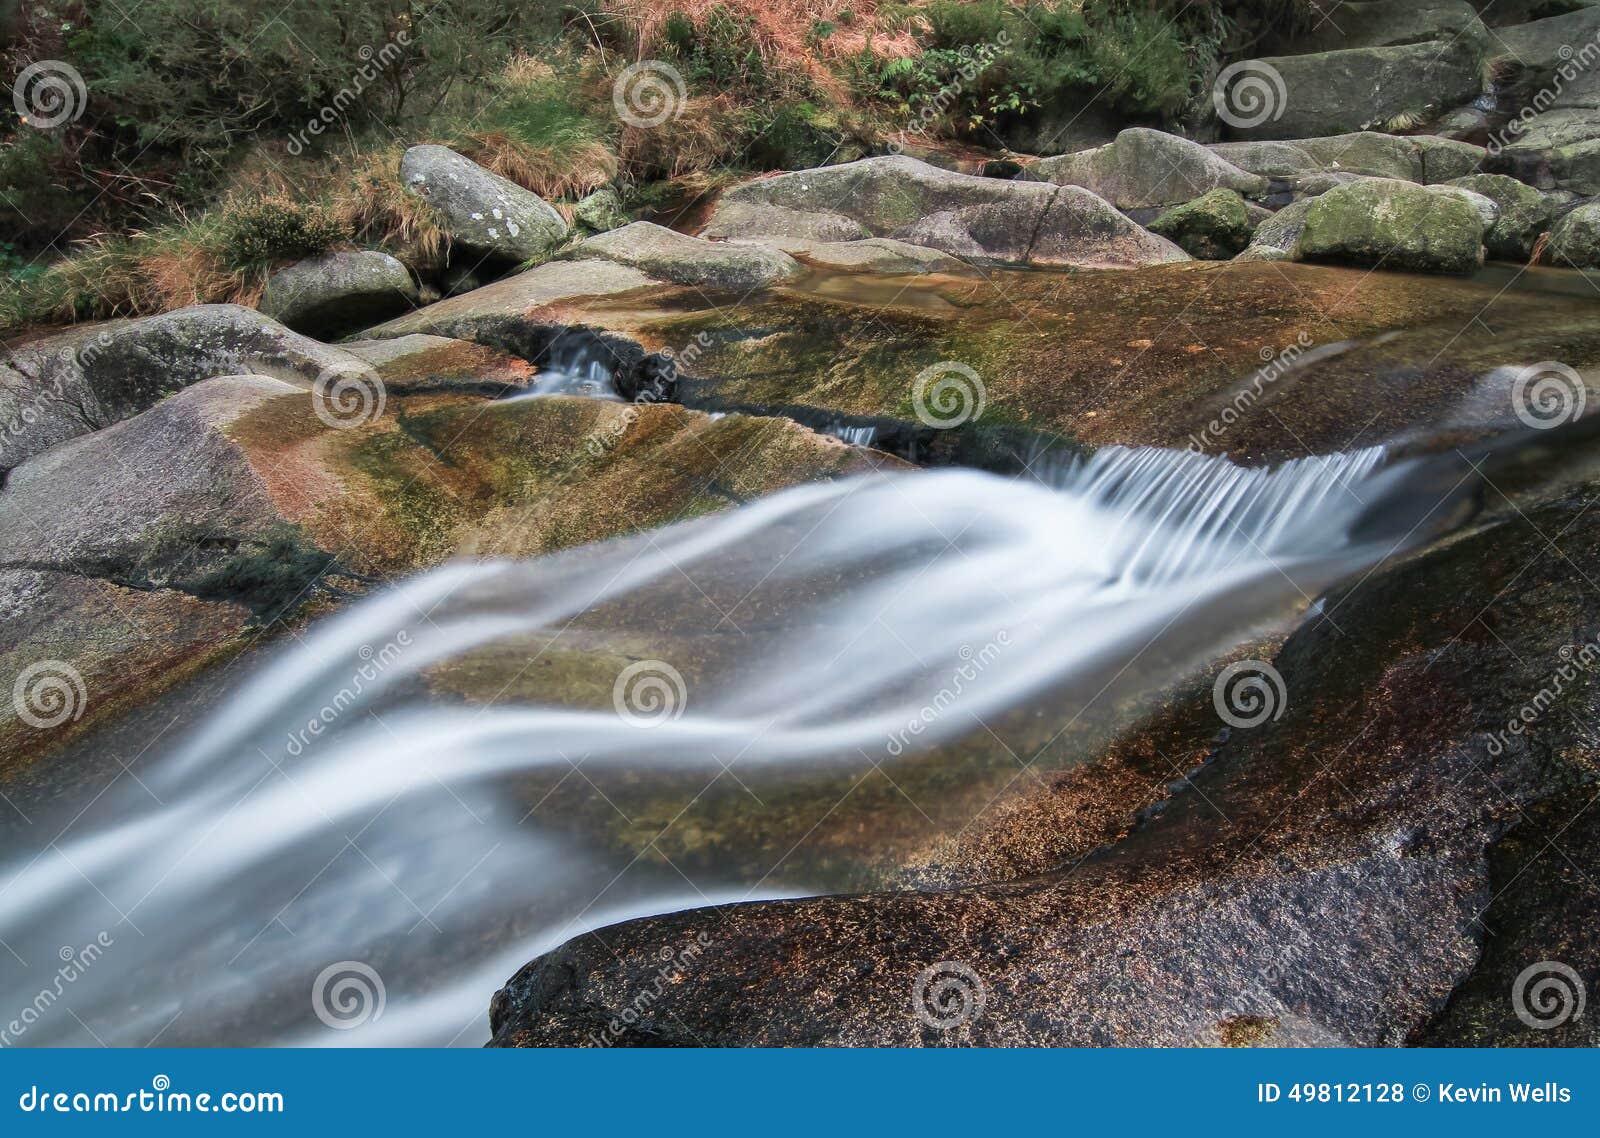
1, 0, 1315, 336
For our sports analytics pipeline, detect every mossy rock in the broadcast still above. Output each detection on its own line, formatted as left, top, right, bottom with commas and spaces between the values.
1147, 189, 1256, 260
1543, 200, 1600, 269
1295, 179, 1485, 273
1447, 174, 1553, 261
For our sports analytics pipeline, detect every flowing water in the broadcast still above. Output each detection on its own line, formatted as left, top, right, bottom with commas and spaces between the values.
0, 444, 1476, 1047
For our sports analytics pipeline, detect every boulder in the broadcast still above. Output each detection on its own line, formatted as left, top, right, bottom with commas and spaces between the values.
701, 156, 1189, 269
571, 222, 803, 292
1294, 178, 1487, 273
1273, 1, 1486, 54
340, 334, 535, 393
1542, 199, 1600, 268
1211, 132, 1483, 183
366, 259, 657, 340
1445, 173, 1554, 259
259, 250, 418, 339
1486, 10, 1600, 190
1235, 198, 1316, 262
1218, 41, 1485, 141
400, 144, 568, 262
572, 187, 628, 234
1030, 128, 1270, 209
0, 304, 368, 471
1146, 189, 1257, 260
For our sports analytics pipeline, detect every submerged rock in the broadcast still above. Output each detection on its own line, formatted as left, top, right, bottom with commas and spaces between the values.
400, 144, 568, 263
700, 155, 1188, 269
572, 222, 803, 292
259, 250, 419, 339
1294, 179, 1486, 273
1147, 189, 1257, 260
1030, 127, 1269, 209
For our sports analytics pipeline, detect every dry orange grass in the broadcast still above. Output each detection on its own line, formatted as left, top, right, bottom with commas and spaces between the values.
458, 131, 618, 201
327, 147, 451, 270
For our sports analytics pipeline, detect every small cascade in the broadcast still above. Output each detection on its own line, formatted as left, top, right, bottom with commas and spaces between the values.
506, 337, 623, 401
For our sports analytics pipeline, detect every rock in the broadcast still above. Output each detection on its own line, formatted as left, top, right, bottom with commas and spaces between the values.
0, 304, 369, 471
1486, 10, 1600, 191
341, 334, 535, 393
700, 156, 1188, 269
1211, 132, 1483, 183
746, 236, 966, 274
1147, 189, 1257, 260
1542, 199, 1600, 268
1030, 128, 1270, 209
366, 259, 657, 340
400, 144, 568, 262
1000, 103, 1121, 157
1236, 198, 1316, 261
1445, 173, 1554, 259
1493, 6, 1600, 72
259, 250, 418, 339
572, 187, 628, 234
571, 222, 803, 292
1294, 179, 1486, 273
1425, 182, 1501, 229
1269, 1, 1485, 55
1218, 41, 1485, 141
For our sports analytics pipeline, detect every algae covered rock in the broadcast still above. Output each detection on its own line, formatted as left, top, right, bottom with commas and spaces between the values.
573, 187, 628, 234
1446, 173, 1554, 260
1147, 189, 1256, 260
1295, 179, 1485, 273
1543, 200, 1600, 269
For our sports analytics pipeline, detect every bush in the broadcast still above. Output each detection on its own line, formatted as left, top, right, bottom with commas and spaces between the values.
214, 197, 349, 271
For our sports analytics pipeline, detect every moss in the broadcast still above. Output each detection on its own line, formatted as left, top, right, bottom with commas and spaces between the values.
1147, 189, 1254, 261
1296, 181, 1484, 274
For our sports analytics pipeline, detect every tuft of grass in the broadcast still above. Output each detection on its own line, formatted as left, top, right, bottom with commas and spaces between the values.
327, 147, 452, 271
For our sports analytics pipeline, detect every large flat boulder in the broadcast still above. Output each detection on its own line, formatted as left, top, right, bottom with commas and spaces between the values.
400, 144, 568, 263
1029, 128, 1270, 209
1211, 131, 1484, 184
1271, 0, 1486, 55
259, 250, 419, 339
571, 222, 803, 292
700, 156, 1189, 269
1218, 40, 1484, 141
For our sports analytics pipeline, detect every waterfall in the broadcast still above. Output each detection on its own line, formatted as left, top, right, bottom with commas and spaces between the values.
0, 445, 1472, 1048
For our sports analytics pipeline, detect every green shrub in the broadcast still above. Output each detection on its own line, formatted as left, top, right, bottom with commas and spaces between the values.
214, 198, 349, 271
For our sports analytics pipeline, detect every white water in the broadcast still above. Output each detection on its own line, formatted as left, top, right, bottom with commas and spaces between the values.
0, 445, 1466, 1047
